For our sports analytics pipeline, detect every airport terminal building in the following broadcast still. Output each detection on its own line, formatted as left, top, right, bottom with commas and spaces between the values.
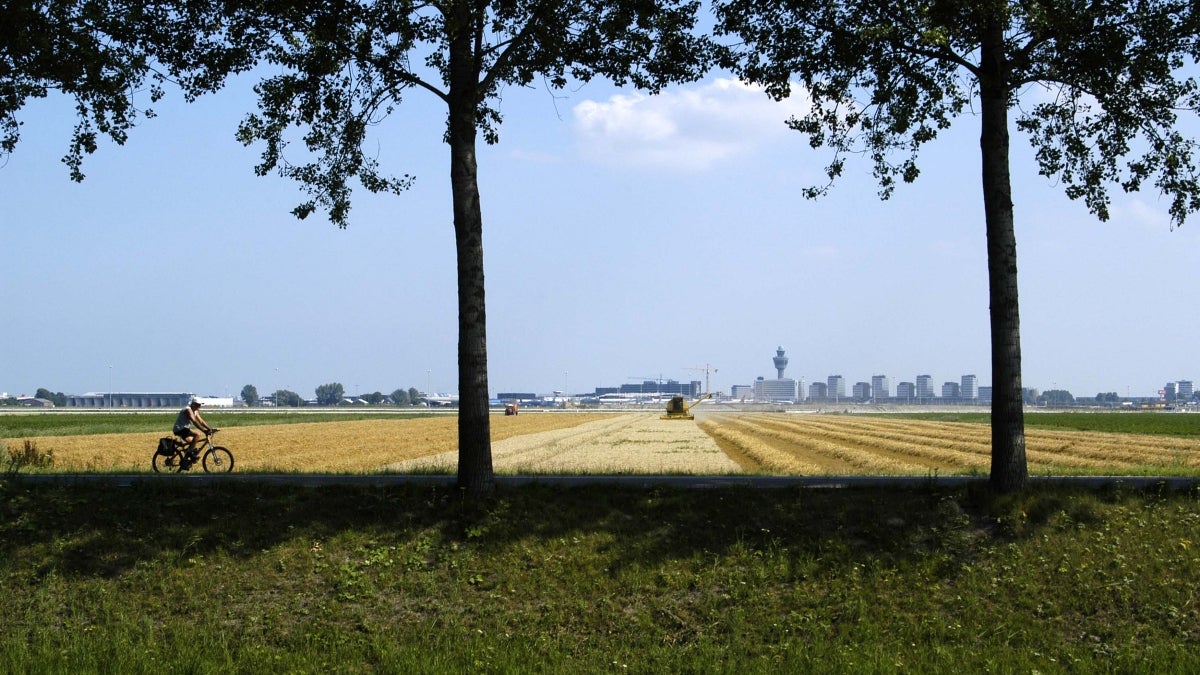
67, 393, 234, 408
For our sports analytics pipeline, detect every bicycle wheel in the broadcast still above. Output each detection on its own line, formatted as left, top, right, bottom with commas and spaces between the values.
152, 450, 183, 473
203, 446, 234, 473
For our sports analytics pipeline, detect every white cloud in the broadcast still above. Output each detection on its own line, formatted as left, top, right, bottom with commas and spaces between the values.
1110, 197, 1174, 231
572, 78, 807, 171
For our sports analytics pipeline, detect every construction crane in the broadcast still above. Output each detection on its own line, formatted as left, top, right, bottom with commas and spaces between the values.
685, 364, 718, 395
661, 392, 713, 420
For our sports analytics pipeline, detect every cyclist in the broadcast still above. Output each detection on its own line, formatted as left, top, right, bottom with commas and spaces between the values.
173, 399, 214, 460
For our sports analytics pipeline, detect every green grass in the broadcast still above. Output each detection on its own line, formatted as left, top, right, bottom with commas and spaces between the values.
885, 411, 1200, 437
2, 478, 1198, 672
0, 411, 442, 439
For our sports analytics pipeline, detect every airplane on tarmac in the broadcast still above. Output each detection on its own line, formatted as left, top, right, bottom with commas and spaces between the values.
422, 393, 460, 407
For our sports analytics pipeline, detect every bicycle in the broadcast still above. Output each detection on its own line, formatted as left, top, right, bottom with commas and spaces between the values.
152, 429, 234, 473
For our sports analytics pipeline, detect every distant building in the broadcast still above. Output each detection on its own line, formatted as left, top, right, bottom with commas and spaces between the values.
731, 385, 754, 401
808, 381, 828, 400
617, 380, 700, 397
772, 346, 789, 379
827, 375, 846, 401
942, 382, 961, 400
1179, 380, 1194, 400
871, 375, 889, 401
961, 374, 978, 401
497, 392, 538, 401
755, 347, 798, 402
896, 382, 916, 401
755, 378, 797, 402
852, 382, 871, 400
916, 375, 935, 400
979, 386, 993, 404
69, 392, 194, 408
66, 393, 233, 408
1164, 382, 1178, 402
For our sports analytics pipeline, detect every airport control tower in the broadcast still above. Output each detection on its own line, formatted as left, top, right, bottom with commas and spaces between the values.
773, 346, 789, 379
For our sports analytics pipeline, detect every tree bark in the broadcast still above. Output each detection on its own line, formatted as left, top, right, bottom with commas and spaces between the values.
980, 16, 1028, 492
447, 3, 495, 498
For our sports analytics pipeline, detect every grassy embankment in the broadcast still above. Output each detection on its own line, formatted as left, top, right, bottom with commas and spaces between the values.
1, 478, 1198, 672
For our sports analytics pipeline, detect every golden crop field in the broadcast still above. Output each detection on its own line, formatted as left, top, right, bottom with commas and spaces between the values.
388, 413, 741, 474
18, 413, 617, 473
12, 411, 1200, 475
699, 413, 1200, 475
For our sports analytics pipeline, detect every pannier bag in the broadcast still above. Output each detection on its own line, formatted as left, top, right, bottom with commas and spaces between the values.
157, 437, 176, 456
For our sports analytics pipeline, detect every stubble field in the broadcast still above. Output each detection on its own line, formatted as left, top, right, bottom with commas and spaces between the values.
701, 412, 1200, 475
8, 410, 1200, 475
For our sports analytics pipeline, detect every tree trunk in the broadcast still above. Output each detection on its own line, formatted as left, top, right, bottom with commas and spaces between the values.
447, 4, 495, 498
980, 17, 1028, 492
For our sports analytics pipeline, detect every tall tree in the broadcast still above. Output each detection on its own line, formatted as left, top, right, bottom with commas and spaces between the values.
240, 384, 259, 406
717, 0, 1200, 491
315, 382, 345, 406
34, 388, 67, 406
390, 388, 410, 405
232, 0, 713, 496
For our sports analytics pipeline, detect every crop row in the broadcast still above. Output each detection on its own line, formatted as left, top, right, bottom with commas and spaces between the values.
699, 413, 1200, 475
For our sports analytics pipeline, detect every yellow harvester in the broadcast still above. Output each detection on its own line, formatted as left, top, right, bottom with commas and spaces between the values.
660, 392, 712, 420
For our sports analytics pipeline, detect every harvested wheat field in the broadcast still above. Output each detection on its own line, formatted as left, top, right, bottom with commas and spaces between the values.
386, 413, 742, 474
699, 413, 1200, 475
19, 413, 616, 473
15, 410, 1200, 475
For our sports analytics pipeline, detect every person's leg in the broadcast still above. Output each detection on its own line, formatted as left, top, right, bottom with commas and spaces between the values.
183, 430, 200, 453
169, 432, 187, 465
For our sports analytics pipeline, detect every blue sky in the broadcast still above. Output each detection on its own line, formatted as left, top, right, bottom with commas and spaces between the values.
3, 70, 1197, 401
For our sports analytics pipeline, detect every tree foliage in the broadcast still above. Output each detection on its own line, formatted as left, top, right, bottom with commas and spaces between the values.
315, 382, 345, 406
230, 0, 715, 224
240, 384, 259, 406
34, 388, 67, 406
717, 0, 1200, 491
390, 388, 410, 405
275, 389, 303, 406
1037, 389, 1076, 406
0, 0, 266, 179
717, 1, 1200, 220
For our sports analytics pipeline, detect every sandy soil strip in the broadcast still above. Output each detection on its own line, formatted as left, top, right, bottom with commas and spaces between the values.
384, 413, 743, 474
